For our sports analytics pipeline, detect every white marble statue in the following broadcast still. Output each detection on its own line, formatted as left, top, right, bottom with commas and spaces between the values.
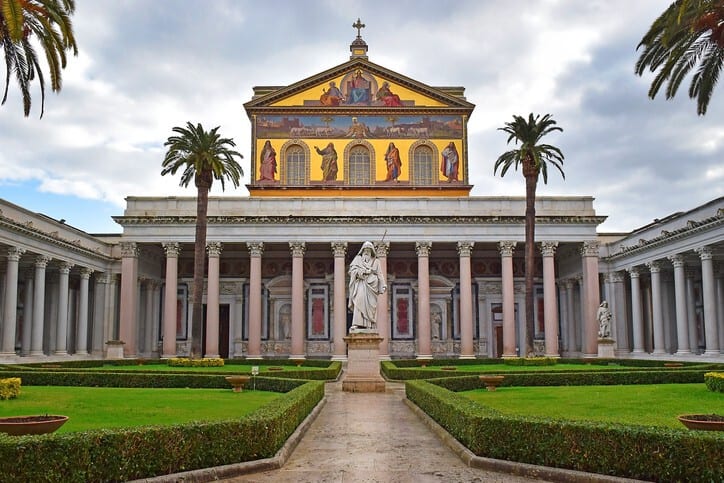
348, 241, 387, 332
597, 300, 612, 339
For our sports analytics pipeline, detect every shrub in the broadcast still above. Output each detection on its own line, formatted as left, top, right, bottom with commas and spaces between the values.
406, 380, 724, 481
704, 372, 724, 393
503, 357, 557, 366
0, 378, 20, 400
0, 380, 324, 482
167, 357, 224, 367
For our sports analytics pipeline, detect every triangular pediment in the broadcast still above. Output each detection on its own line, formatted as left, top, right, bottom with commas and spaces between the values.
244, 59, 474, 112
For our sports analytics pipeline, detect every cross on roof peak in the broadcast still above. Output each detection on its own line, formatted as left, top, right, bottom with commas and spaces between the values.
353, 18, 365, 39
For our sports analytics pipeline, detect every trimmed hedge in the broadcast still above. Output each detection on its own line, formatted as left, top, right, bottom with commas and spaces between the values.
0, 380, 324, 482
0, 378, 20, 400
705, 372, 724, 393
406, 379, 724, 481
503, 357, 557, 366
167, 357, 224, 367
381, 360, 715, 384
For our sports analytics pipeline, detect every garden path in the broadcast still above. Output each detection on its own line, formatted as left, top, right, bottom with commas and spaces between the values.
224, 380, 546, 483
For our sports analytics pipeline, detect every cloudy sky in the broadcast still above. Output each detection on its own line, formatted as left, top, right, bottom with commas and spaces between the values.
1, 0, 722, 234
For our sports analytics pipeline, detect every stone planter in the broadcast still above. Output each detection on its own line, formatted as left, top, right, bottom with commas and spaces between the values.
677, 414, 724, 431
224, 375, 251, 392
0, 415, 68, 436
479, 375, 505, 391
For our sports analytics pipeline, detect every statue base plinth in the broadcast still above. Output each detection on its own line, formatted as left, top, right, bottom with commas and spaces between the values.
598, 339, 615, 358
342, 332, 385, 393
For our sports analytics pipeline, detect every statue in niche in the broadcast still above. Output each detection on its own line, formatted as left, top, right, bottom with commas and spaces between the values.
597, 301, 612, 339
279, 305, 291, 340
348, 241, 387, 332
431, 310, 441, 340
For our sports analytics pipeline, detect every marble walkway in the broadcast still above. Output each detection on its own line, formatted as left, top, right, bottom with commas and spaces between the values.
223, 380, 549, 483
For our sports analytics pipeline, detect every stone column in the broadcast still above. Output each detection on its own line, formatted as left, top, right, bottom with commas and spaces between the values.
1, 247, 25, 355
628, 267, 645, 354
540, 241, 559, 357
21, 271, 33, 355
54, 261, 74, 356
290, 242, 306, 359
581, 241, 600, 357
458, 241, 475, 359
685, 269, 699, 352
647, 260, 666, 354
668, 255, 691, 354
415, 241, 432, 360
119, 242, 139, 357
30, 256, 50, 356
205, 242, 222, 359
75, 267, 93, 355
161, 242, 180, 358
375, 241, 390, 359
565, 279, 577, 353
606, 271, 628, 352
499, 241, 517, 358
141, 279, 155, 356
331, 242, 348, 361
695, 246, 720, 355
717, 266, 724, 352
247, 242, 264, 359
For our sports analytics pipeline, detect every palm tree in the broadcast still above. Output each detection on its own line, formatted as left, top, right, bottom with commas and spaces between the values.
161, 122, 244, 358
636, 0, 724, 115
494, 113, 564, 357
1, 0, 77, 117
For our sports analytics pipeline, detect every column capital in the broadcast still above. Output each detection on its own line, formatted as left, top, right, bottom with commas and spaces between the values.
246, 241, 264, 257
668, 254, 686, 268
581, 240, 600, 257
120, 241, 139, 258
331, 241, 348, 257
289, 241, 306, 257
58, 261, 74, 274
206, 241, 223, 257
79, 267, 94, 279
540, 241, 558, 257
627, 266, 641, 278
6, 246, 26, 261
695, 246, 713, 261
35, 254, 51, 268
374, 240, 390, 257
646, 260, 662, 273
415, 241, 432, 257
457, 241, 474, 257
162, 242, 180, 258
498, 241, 516, 257
564, 278, 576, 289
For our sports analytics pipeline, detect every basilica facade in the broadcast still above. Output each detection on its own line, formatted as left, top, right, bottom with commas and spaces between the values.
1, 33, 722, 363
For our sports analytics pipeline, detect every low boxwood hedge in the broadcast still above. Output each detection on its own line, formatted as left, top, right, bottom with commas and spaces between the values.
0, 379, 324, 482
406, 379, 723, 481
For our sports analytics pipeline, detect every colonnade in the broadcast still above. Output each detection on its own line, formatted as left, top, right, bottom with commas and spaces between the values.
112, 238, 601, 359
603, 245, 723, 356
0, 246, 116, 358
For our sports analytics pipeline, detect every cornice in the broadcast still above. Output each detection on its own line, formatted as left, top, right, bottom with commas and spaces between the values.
113, 215, 607, 226
0, 217, 116, 261
604, 214, 724, 261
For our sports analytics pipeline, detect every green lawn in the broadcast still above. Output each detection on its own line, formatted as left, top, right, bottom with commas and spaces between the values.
0, 386, 280, 433
461, 383, 724, 429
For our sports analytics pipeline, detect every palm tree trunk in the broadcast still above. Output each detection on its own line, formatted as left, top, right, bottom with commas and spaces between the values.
190, 180, 210, 359
523, 161, 538, 357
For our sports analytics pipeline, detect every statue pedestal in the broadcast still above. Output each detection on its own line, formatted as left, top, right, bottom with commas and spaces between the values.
598, 339, 615, 358
342, 333, 386, 393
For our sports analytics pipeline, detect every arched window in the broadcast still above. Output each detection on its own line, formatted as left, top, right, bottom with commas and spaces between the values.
284, 144, 307, 185
347, 145, 371, 185
412, 144, 435, 185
